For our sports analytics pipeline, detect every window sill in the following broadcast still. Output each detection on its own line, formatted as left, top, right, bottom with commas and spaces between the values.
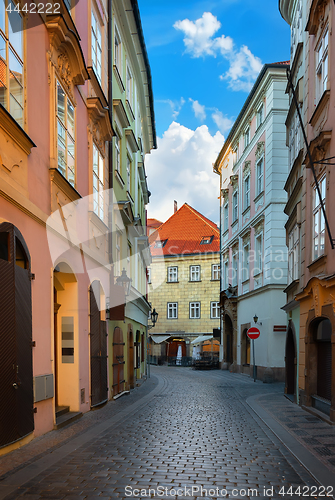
232, 219, 238, 227
307, 253, 326, 271
210, 279, 220, 282
242, 278, 250, 284
127, 191, 134, 204
167, 318, 178, 320
189, 280, 201, 283
253, 272, 263, 278
254, 191, 264, 204
115, 170, 125, 187
0, 104, 36, 155
126, 99, 135, 121
242, 206, 250, 216
166, 281, 179, 284
113, 65, 125, 93
309, 90, 330, 127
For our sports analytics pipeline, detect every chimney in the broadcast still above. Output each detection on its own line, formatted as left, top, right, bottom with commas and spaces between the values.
174, 200, 177, 213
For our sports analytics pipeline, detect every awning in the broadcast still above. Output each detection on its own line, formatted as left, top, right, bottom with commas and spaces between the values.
150, 334, 171, 344
191, 335, 214, 346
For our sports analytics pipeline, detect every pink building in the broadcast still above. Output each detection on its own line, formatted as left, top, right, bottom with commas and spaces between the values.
280, 0, 335, 421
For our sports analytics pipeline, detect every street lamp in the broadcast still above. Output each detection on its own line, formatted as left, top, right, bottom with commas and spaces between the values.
253, 314, 258, 324
151, 308, 158, 326
116, 268, 132, 296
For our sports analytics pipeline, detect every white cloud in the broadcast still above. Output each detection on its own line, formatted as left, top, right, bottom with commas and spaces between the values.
157, 97, 185, 119
189, 98, 206, 121
145, 121, 224, 224
221, 45, 262, 92
211, 110, 234, 134
174, 12, 262, 92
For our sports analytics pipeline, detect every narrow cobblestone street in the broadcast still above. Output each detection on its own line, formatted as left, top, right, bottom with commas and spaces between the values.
1, 367, 334, 500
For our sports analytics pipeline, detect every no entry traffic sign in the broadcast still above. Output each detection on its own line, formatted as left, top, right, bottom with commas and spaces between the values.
247, 327, 260, 340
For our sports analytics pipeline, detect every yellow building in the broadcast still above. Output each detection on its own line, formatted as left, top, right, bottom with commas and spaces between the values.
148, 204, 220, 364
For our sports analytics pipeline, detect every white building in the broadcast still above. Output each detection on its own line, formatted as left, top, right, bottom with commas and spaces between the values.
214, 63, 290, 382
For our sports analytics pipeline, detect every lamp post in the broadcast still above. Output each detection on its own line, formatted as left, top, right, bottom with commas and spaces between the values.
252, 314, 258, 382
147, 308, 158, 379
116, 268, 132, 297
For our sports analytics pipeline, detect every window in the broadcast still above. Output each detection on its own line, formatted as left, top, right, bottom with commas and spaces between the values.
115, 132, 121, 174
93, 143, 104, 220
257, 104, 264, 128
232, 252, 238, 286
212, 264, 220, 281
255, 233, 263, 275
114, 25, 122, 72
244, 127, 250, 149
256, 158, 264, 196
189, 302, 200, 319
232, 191, 238, 222
91, 11, 102, 83
57, 81, 75, 186
224, 202, 229, 232
167, 266, 178, 282
233, 147, 238, 166
0, 2, 23, 125
126, 156, 131, 192
154, 239, 167, 248
115, 232, 121, 277
126, 65, 133, 105
244, 175, 250, 209
243, 244, 250, 282
167, 302, 178, 319
127, 243, 131, 278
223, 260, 229, 289
200, 236, 213, 244
147, 267, 151, 284
190, 265, 200, 281
315, 27, 328, 103
288, 225, 299, 282
211, 302, 220, 319
313, 176, 326, 260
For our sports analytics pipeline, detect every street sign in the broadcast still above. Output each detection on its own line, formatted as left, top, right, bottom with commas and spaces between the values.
247, 327, 260, 340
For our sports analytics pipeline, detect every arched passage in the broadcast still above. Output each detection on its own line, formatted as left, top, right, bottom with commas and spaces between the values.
89, 280, 107, 407
128, 326, 134, 390
0, 223, 34, 447
113, 327, 125, 396
225, 314, 233, 365
285, 326, 296, 396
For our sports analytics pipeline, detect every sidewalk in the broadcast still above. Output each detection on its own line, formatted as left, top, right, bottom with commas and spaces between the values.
247, 390, 335, 490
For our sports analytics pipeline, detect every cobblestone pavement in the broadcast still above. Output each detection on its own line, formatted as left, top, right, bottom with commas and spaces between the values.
0, 367, 333, 500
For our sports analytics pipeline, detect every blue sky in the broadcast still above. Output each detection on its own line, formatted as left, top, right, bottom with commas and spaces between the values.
138, 0, 290, 223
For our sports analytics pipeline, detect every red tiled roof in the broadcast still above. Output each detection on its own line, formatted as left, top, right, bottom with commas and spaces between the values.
271, 60, 290, 65
147, 218, 163, 229
149, 203, 219, 257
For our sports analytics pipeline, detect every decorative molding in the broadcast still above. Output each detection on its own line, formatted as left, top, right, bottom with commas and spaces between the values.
87, 97, 114, 155
125, 129, 139, 153
255, 141, 265, 161
57, 52, 72, 95
243, 161, 251, 176
306, 0, 328, 35
230, 174, 238, 189
221, 188, 229, 202
113, 99, 130, 129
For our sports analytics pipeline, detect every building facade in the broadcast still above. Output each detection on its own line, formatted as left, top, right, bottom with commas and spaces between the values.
0, 0, 154, 455
280, 0, 335, 421
214, 63, 289, 382
109, 0, 156, 395
148, 204, 220, 363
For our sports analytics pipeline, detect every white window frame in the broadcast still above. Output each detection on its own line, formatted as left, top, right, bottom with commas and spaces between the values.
126, 64, 133, 106
315, 26, 328, 104
91, 10, 102, 83
254, 233, 263, 276
147, 267, 151, 284
115, 231, 121, 277
189, 302, 200, 319
93, 143, 104, 221
244, 175, 250, 210
224, 202, 229, 232
114, 24, 122, 73
242, 243, 250, 282
232, 252, 238, 287
212, 264, 220, 281
167, 302, 178, 319
312, 176, 326, 261
256, 104, 264, 129
223, 260, 229, 289
126, 155, 131, 192
167, 266, 178, 282
288, 224, 300, 282
256, 157, 264, 196
244, 127, 250, 149
232, 191, 238, 222
56, 80, 75, 186
190, 265, 200, 281
211, 302, 220, 319
115, 131, 121, 174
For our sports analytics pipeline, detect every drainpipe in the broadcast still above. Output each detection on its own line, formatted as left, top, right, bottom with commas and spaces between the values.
108, 0, 114, 271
